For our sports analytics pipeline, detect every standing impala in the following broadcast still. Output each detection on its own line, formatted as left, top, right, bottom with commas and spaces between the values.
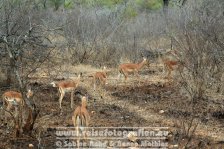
162, 59, 181, 80
159, 50, 183, 81
51, 73, 81, 109
2, 88, 33, 122
93, 66, 107, 90
118, 57, 147, 81
72, 95, 90, 149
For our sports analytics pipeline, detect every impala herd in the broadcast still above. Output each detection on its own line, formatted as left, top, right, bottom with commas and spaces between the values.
1, 51, 181, 147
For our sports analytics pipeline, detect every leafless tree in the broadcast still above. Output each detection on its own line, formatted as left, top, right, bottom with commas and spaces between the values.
0, 0, 57, 137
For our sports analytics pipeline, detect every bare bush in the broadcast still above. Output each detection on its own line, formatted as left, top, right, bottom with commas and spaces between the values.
0, 0, 58, 137
47, 6, 168, 66
169, 0, 224, 100
161, 0, 224, 145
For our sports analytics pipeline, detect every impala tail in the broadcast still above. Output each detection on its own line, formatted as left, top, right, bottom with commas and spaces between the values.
75, 114, 88, 132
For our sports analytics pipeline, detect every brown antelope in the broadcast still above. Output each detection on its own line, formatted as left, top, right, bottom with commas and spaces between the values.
50, 73, 81, 109
72, 95, 90, 149
93, 66, 107, 90
2, 88, 33, 122
118, 57, 147, 81
163, 59, 179, 80
159, 50, 183, 81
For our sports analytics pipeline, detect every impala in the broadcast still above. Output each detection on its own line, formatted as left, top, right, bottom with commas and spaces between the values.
72, 95, 90, 149
2, 88, 33, 122
118, 57, 147, 81
93, 66, 107, 90
163, 59, 178, 80
160, 50, 183, 81
51, 73, 81, 109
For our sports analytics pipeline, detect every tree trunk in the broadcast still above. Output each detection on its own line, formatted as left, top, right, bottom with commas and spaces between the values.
181, 0, 187, 6
6, 66, 12, 85
23, 105, 40, 135
163, 0, 169, 7
163, 0, 169, 24
6, 49, 15, 86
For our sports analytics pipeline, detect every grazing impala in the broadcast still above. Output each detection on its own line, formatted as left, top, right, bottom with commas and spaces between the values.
118, 57, 147, 81
93, 66, 107, 90
2, 88, 33, 122
72, 95, 90, 149
51, 73, 81, 109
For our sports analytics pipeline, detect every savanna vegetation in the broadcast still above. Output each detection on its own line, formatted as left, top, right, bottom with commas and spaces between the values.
0, 0, 224, 148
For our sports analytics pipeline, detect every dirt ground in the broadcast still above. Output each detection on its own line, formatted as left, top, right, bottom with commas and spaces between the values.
0, 64, 224, 149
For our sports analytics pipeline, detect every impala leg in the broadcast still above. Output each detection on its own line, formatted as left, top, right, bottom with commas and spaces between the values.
164, 66, 169, 79
136, 71, 141, 85
76, 125, 80, 149
14, 106, 19, 122
99, 77, 102, 86
72, 116, 75, 127
117, 73, 121, 80
162, 63, 166, 76
134, 70, 139, 77
119, 69, 127, 82
93, 76, 96, 91
105, 77, 108, 85
100, 77, 105, 88
103, 78, 107, 86
5, 103, 12, 124
121, 70, 128, 83
71, 90, 74, 109
137, 72, 140, 78
59, 91, 65, 109
134, 70, 140, 79
163, 64, 168, 79
118, 69, 122, 80
4, 103, 13, 128
124, 73, 128, 82
2, 100, 6, 124
94, 83, 96, 91
167, 68, 172, 83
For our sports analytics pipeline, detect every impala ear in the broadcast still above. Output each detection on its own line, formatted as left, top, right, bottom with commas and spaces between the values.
26, 84, 33, 97
26, 89, 34, 98
26, 83, 31, 91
